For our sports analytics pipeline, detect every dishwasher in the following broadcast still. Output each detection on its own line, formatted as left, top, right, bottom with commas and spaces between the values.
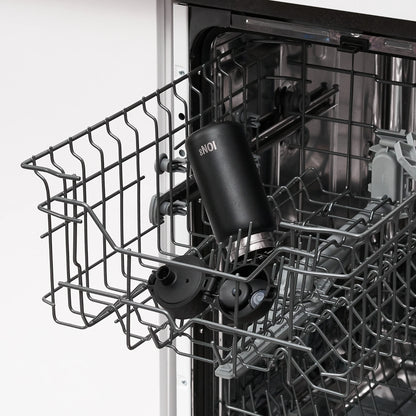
21, 1, 416, 415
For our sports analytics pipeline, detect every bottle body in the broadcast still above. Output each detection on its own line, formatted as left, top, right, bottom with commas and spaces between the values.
185, 122, 274, 243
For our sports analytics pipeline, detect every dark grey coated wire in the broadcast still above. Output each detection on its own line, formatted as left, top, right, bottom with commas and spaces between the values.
22, 34, 416, 413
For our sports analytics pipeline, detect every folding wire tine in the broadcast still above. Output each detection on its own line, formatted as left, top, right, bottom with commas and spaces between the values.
105, 119, 128, 279
47, 147, 76, 317
86, 127, 112, 294
122, 109, 148, 276
141, 97, 168, 259
66, 137, 91, 326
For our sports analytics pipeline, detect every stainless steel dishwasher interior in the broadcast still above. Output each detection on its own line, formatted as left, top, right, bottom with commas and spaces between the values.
21, 28, 416, 416
206, 33, 416, 415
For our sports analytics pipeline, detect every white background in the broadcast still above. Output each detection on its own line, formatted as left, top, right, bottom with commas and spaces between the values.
0, 1, 160, 415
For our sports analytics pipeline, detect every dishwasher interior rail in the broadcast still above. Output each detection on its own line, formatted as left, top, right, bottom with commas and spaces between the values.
21, 32, 416, 414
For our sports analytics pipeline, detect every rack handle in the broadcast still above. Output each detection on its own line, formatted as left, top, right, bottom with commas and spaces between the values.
21, 161, 81, 181
37, 201, 82, 223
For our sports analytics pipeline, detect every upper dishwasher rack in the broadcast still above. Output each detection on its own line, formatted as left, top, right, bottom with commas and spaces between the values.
22, 33, 416, 401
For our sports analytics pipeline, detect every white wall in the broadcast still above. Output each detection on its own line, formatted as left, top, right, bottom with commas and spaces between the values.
0, 1, 160, 415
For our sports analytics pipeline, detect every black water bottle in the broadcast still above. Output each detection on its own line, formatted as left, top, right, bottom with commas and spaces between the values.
185, 122, 274, 244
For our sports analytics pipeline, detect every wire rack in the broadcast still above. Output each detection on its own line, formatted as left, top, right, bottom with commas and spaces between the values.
22, 33, 416, 409
223, 343, 416, 415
